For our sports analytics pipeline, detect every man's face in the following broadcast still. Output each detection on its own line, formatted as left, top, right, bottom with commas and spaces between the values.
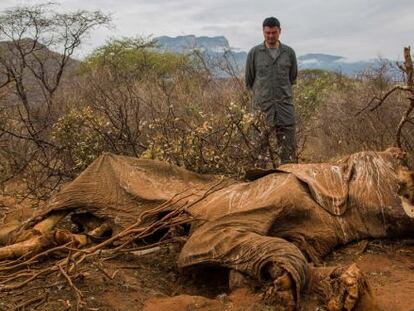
263, 26, 281, 46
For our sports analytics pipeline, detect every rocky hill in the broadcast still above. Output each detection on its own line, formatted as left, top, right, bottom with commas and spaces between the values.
155, 35, 391, 76
0, 39, 80, 107
297, 53, 379, 75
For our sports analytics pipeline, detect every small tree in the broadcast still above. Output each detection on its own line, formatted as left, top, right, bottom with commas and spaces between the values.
0, 3, 110, 198
359, 47, 414, 150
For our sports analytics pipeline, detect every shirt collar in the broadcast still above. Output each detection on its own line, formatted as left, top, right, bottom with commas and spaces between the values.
259, 41, 286, 51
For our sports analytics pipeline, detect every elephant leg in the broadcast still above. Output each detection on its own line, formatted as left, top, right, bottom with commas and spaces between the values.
0, 229, 89, 260
0, 213, 111, 260
179, 227, 310, 310
10, 211, 69, 244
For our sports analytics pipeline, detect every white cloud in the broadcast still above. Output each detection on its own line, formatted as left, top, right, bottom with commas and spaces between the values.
0, 0, 413, 60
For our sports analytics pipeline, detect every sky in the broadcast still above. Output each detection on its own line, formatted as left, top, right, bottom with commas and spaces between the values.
0, 0, 413, 60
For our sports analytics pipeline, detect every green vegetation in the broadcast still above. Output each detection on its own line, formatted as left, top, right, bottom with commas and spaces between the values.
81, 38, 192, 80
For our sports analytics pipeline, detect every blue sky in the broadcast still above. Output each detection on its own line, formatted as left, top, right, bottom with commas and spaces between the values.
0, 0, 413, 60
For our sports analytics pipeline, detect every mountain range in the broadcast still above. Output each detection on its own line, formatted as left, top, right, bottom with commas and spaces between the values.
155, 35, 389, 76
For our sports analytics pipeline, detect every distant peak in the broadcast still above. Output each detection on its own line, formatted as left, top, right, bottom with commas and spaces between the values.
298, 53, 344, 62
155, 35, 230, 53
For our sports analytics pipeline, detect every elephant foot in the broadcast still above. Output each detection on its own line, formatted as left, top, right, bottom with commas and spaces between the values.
260, 263, 296, 311
327, 264, 367, 311
312, 264, 373, 311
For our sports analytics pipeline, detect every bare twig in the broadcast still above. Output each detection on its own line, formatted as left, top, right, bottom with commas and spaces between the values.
11, 293, 47, 311
58, 264, 84, 311
360, 46, 414, 147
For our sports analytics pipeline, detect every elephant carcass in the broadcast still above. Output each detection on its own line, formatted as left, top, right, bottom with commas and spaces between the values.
1, 148, 413, 310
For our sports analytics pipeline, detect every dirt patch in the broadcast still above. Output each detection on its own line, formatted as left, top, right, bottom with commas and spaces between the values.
323, 239, 414, 311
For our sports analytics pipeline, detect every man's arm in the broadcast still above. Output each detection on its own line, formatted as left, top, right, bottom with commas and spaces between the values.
290, 49, 298, 85
245, 49, 255, 89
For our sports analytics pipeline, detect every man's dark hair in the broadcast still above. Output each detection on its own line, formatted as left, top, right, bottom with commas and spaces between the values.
262, 17, 280, 28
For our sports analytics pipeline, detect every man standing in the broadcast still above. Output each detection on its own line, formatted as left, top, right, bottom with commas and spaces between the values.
245, 17, 298, 164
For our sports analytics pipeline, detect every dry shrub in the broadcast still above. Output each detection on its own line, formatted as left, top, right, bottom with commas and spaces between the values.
2, 21, 413, 198
312, 61, 414, 165
74, 39, 268, 176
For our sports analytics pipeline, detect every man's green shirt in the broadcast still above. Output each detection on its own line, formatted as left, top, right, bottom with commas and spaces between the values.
245, 41, 298, 108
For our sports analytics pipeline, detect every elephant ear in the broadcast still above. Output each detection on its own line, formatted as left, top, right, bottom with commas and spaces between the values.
277, 161, 351, 216
278, 149, 403, 217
